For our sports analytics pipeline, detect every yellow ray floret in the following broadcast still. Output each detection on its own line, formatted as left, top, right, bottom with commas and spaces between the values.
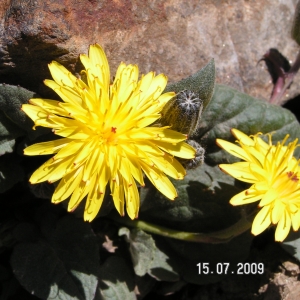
217, 128, 300, 242
22, 43, 196, 221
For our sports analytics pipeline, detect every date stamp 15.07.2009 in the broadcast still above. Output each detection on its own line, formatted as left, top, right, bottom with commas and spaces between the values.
196, 262, 264, 275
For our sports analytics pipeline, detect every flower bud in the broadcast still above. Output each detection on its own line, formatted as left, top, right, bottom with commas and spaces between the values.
160, 89, 203, 136
178, 140, 205, 169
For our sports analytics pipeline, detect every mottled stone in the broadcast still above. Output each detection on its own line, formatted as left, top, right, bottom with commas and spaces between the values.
0, 0, 299, 101
282, 261, 300, 277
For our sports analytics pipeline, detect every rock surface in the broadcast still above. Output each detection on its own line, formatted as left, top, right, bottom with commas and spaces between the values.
0, 0, 299, 101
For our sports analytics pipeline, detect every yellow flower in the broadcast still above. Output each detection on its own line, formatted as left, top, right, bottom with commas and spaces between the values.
216, 128, 300, 242
22, 44, 195, 221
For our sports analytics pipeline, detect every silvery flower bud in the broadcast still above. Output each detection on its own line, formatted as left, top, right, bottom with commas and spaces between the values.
178, 140, 205, 169
160, 89, 203, 136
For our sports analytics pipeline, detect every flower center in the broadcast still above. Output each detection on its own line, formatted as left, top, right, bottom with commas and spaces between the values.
287, 171, 299, 182
274, 171, 300, 199
95, 126, 118, 145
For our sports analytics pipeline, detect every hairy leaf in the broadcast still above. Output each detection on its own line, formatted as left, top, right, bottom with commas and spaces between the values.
197, 84, 300, 163
11, 216, 99, 300
282, 231, 300, 261
0, 84, 49, 155
98, 256, 136, 300
140, 162, 242, 232
0, 155, 24, 193
119, 227, 179, 281
137, 83, 300, 284
164, 59, 215, 111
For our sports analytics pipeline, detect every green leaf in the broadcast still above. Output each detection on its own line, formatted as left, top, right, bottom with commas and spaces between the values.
0, 271, 20, 300
0, 84, 36, 126
164, 59, 215, 111
135, 83, 300, 284
140, 84, 300, 236
10, 216, 99, 300
0, 111, 17, 155
281, 231, 300, 261
98, 256, 136, 300
0, 154, 24, 193
196, 84, 300, 163
119, 227, 155, 277
140, 163, 242, 233
0, 84, 49, 155
119, 227, 179, 281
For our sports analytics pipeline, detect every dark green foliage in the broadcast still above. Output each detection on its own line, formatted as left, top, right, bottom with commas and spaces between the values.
164, 59, 215, 111
197, 84, 300, 163
160, 59, 215, 136
11, 216, 99, 300
1, 60, 300, 298
98, 256, 136, 300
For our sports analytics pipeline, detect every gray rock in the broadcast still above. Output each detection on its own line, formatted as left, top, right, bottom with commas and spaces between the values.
0, 0, 298, 101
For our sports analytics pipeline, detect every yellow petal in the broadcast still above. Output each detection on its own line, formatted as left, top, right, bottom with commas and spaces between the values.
53, 126, 90, 140
255, 136, 270, 152
29, 99, 68, 116
52, 166, 84, 202
81, 43, 110, 90
24, 138, 70, 155
157, 92, 175, 109
124, 179, 139, 219
68, 179, 91, 211
58, 102, 89, 123
125, 154, 145, 186
117, 65, 139, 102
258, 188, 278, 207
271, 199, 285, 223
72, 139, 96, 166
53, 140, 85, 160
230, 189, 262, 205
291, 210, 300, 231
29, 156, 74, 184
133, 141, 164, 156
135, 114, 161, 128
48, 61, 77, 88
248, 163, 269, 182
231, 128, 255, 146
140, 162, 177, 200
82, 147, 103, 182
22, 104, 48, 125
98, 163, 110, 194
44, 80, 83, 106
118, 154, 134, 184
275, 211, 291, 241
46, 157, 75, 183
219, 162, 258, 183
149, 153, 186, 179
139, 73, 168, 103
111, 174, 125, 216
216, 139, 252, 161
131, 71, 154, 103
84, 184, 106, 222
155, 140, 195, 159
251, 205, 271, 235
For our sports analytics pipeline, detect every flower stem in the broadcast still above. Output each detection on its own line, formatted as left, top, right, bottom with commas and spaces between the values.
110, 210, 255, 244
